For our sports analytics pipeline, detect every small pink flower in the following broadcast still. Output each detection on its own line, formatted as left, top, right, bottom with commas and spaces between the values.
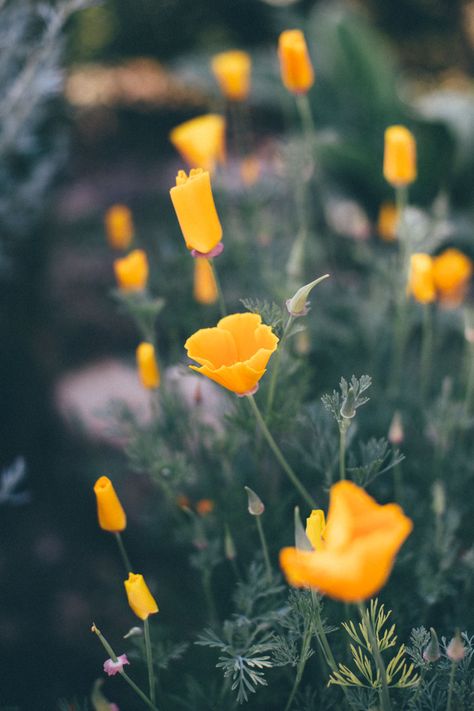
103, 654, 130, 676
109, 705, 120, 711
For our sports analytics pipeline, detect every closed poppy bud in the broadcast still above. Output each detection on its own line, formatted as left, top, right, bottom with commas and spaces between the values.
388, 411, 404, 446
447, 631, 465, 662
423, 627, 440, 663
169, 114, 226, 173
94, 476, 127, 532
377, 201, 399, 242
278, 29, 315, 95
383, 126, 417, 187
170, 169, 223, 255
136, 342, 160, 389
432, 248, 472, 306
194, 257, 218, 304
286, 274, 329, 317
114, 249, 148, 292
408, 254, 436, 304
211, 50, 251, 101
124, 573, 159, 620
245, 486, 265, 516
105, 204, 134, 250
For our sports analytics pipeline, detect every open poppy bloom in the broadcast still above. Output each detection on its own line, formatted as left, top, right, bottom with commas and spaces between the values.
185, 313, 279, 395
169, 114, 226, 173
280, 481, 412, 601
432, 248, 472, 306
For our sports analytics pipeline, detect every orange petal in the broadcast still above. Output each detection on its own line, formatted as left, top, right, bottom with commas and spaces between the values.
185, 327, 237, 368
190, 361, 265, 394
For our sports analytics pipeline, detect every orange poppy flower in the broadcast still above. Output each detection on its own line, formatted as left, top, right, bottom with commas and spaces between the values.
170, 168, 223, 255
194, 257, 218, 304
185, 313, 279, 395
211, 50, 251, 101
432, 248, 472, 306
124, 573, 159, 620
377, 201, 398, 242
104, 204, 134, 250
136, 342, 160, 389
383, 125, 417, 187
278, 29, 315, 95
408, 253, 436, 304
114, 249, 148, 292
93, 476, 127, 532
280, 481, 412, 601
169, 114, 226, 173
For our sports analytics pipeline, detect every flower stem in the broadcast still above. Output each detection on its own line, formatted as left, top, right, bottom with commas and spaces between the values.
357, 603, 392, 711
255, 514, 272, 583
247, 394, 316, 508
339, 421, 348, 481
284, 602, 314, 711
114, 532, 132, 574
144, 618, 156, 704
265, 314, 293, 419
209, 258, 227, 317
295, 94, 316, 143
420, 303, 433, 402
446, 659, 457, 711
389, 185, 410, 396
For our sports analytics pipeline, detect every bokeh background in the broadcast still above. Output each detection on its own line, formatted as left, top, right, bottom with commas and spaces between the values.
1, 0, 474, 707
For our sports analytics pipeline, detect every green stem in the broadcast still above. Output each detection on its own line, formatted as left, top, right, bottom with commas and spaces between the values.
420, 303, 433, 402
210, 258, 227, 317
446, 659, 457, 711
115, 532, 132, 574
358, 603, 392, 711
389, 185, 410, 397
144, 618, 156, 704
202, 569, 217, 625
463, 316, 474, 417
339, 422, 348, 481
284, 604, 314, 711
265, 314, 294, 418
393, 461, 403, 503
311, 593, 351, 702
247, 394, 316, 508
256, 515, 272, 583
295, 94, 316, 142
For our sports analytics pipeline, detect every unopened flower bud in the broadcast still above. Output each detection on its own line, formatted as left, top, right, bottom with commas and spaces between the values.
432, 481, 446, 517
123, 626, 143, 639
388, 411, 404, 446
423, 628, 440, 663
224, 525, 236, 560
286, 274, 330, 317
294, 506, 313, 551
340, 387, 357, 419
447, 631, 465, 662
244, 486, 265, 516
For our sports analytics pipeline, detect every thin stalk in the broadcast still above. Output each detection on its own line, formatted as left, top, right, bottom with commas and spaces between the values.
255, 515, 272, 583
463, 336, 474, 417
393, 461, 403, 503
420, 303, 433, 402
295, 94, 316, 142
247, 394, 316, 508
389, 185, 410, 396
202, 569, 217, 626
209, 259, 227, 317
311, 593, 351, 703
144, 618, 156, 704
284, 609, 314, 711
115, 532, 132, 574
358, 603, 392, 711
92, 624, 160, 711
339, 422, 348, 481
446, 659, 457, 711
265, 314, 294, 418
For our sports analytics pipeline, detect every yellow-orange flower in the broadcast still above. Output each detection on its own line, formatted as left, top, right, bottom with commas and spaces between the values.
408, 253, 436, 304
383, 125, 417, 187
305, 510, 326, 551
194, 257, 218, 304
169, 114, 226, 173
124, 573, 159, 620
185, 313, 279, 395
136, 342, 160, 389
211, 50, 251, 101
104, 204, 134, 250
240, 156, 261, 187
94, 476, 127, 532
278, 29, 315, 95
170, 169, 223, 254
114, 249, 148, 291
196, 498, 214, 516
432, 248, 472, 306
377, 201, 398, 242
280, 481, 412, 602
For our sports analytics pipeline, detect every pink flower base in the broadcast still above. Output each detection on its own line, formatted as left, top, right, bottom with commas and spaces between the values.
236, 383, 259, 398
104, 654, 130, 676
191, 242, 224, 259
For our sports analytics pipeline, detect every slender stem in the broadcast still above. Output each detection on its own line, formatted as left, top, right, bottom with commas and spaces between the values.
256, 515, 272, 583
284, 606, 314, 711
339, 422, 348, 481
209, 259, 227, 317
115, 532, 132, 574
389, 185, 410, 396
295, 94, 316, 142
247, 394, 316, 508
358, 603, 392, 711
446, 659, 457, 711
463, 336, 474, 417
202, 569, 217, 625
311, 593, 351, 703
144, 618, 156, 704
420, 303, 433, 402
265, 314, 294, 418
393, 461, 403, 503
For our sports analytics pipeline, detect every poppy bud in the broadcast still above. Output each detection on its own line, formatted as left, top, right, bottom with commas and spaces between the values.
388, 411, 404, 446
194, 257, 218, 304
114, 249, 148, 292
278, 29, 315, 95
377, 201, 398, 242
124, 573, 159, 620
94, 476, 127, 532
170, 169, 223, 255
211, 50, 251, 101
245, 486, 265, 516
286, 274, 329, 317
224, 525, 237, 560
105, 204, 134, 250
136, 342, 160, 389
447, 631, 465, 662
169, 114, 225, 173
423, 628, 440, 663
408, 254, 436, 304
383, 125, 417, 187
294, 506, 313, 551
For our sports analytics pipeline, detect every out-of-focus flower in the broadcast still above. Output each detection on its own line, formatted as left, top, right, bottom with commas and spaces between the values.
211, 50, 251, 101
377, 201, 399, 241
124, 573, 159, 620
114, 249, 148, 292
194, 257, 218, 304
105, 205, 134, 250
388, 411, 404, 446
94, 476, 127, 532
169, 114, 225, 172
279, 480, 412, 601
196, 498, 214, 516
136, 343, 160, 389
185, 313, 279, 395
447, 631, 465, 662
408, 254, 436, 304
432, 248, 472, 306
91, 678, 120, 711
240, 156, 261, 187
177, 494, 191, 509
383, 125, 417, 187
245, 486, 265, 516
305, 510, 326, 551
170, 169, 223, 255
103, 654, 129, 676
278, 29, 314, 94
423, 628, 441, 663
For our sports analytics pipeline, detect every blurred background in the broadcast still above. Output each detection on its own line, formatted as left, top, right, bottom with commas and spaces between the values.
1, 0, 474, 707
